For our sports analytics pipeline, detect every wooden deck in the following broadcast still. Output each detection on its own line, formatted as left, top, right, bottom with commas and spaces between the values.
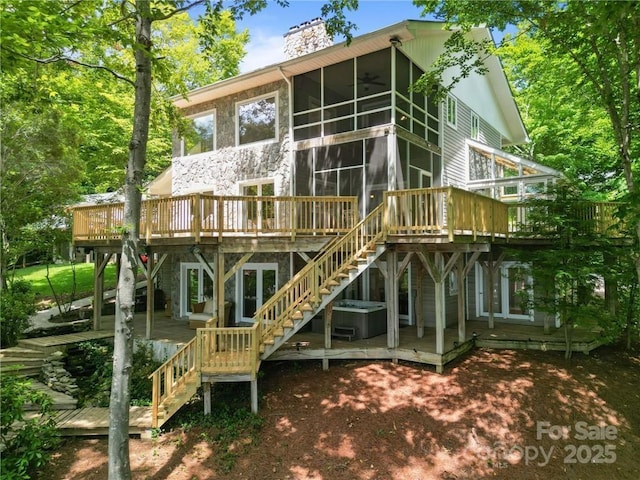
23, 407, 152, 436
18, 330, 116, 355
269, 319, 605, 368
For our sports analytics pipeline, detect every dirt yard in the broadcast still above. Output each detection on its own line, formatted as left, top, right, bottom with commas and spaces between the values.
45, 345, 639, 480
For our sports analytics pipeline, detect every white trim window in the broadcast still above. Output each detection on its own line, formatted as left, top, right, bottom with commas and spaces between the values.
471, 112, 480, 140
446, 95, 457, 129
179, 262, 214, 317
236, 93, 278, 146
237, 263, 278, 322
182, 111, 215, 156
475, 262, 533, 321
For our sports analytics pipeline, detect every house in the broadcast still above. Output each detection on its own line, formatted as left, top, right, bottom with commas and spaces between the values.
70, 19, 622, 427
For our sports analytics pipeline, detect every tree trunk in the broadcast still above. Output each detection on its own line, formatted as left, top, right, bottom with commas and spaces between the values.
108, 2, 152, 479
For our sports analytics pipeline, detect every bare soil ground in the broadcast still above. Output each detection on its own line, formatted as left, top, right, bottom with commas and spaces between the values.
45, 345, 639, 480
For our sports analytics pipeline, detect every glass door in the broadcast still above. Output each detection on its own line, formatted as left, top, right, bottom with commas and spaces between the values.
180, 263, 214, 317
239, 263, 278, 322
242, 181, 275, 231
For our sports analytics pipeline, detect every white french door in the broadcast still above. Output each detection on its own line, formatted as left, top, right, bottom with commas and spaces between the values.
476, 262, 533, 321
180, 263, 214, 317
237, 263, 278, 322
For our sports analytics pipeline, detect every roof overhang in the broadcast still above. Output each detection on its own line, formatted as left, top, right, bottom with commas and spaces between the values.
172, 20, 528, 145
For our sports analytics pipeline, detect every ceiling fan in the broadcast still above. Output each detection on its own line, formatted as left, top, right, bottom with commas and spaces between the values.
353, 72, 385, 91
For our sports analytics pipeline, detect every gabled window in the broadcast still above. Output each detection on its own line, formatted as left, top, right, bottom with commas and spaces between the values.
237, 93, 278, 146
471, 112, 480, 140
446, 95, 457, 129
183, 111, 215, 156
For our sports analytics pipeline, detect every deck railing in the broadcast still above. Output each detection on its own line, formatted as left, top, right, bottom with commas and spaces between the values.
149, 336, 198, 428
508, 201, 625, 237
197, 326, 259, 374
385, 186, 509, 240
72, 194, 358, 242
255, 202, 386, 347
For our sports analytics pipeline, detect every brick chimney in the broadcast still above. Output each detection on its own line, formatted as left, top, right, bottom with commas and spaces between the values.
283, 18, 333, 59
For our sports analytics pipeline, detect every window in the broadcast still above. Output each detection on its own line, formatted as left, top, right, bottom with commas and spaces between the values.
183, 112, 215, 156
446, 95, 457, 129
476, 262, 533, 320
237, 263, 278, 322
180, 263, 214, 317
240, 180, 276, 230
471, 112, 480, 140
237, 94, 277, 146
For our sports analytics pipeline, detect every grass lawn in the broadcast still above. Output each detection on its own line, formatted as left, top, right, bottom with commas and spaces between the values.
13, 263, 118, 307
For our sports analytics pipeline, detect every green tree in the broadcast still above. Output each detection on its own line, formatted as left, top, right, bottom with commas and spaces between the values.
2, 2, 357, 478
414, 0, 640, 283
512, 182, 613, 358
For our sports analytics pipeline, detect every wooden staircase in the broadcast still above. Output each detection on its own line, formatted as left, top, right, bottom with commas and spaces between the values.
148, 203, 387, 427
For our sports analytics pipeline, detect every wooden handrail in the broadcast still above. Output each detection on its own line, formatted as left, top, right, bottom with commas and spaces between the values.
71, 194, 358, 241
254, 203, 386, 346
384, 187, 509, 239
148, 337, 198, 428
197, 326, 258, 373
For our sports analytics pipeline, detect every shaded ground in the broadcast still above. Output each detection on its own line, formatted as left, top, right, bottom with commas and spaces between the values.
46, 346, 639, 479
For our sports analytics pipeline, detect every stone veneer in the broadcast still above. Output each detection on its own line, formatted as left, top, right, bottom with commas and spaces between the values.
284, 18, 333, 60
172, 80, 291, 196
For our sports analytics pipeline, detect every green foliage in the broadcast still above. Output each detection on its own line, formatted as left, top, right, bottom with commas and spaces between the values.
165, 382, 264, 473
73, 340, 162, 407
0, 376, 59, 480
0, 280, 35, 347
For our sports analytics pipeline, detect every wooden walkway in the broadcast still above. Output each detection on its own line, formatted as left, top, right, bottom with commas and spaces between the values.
18, 330, 115, 355
24, 407, 153, 437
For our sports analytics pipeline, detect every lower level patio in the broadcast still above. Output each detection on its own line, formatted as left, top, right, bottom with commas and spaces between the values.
103, 312, 605, 370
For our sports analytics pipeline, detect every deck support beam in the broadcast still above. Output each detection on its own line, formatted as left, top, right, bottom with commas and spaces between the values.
457, 255, 465, 343
416, 262, 424, 338
250, 378, 258, 413
385, 248, 399, 349
323, 301, 333, 370
481, 250, 505, 329
203, 381, 212, 415
216, 251, 225, 325
93, 251, 112, 331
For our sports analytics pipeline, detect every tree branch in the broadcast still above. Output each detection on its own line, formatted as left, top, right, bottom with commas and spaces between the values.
3, 48, 135, 86
151, 0, 206, 21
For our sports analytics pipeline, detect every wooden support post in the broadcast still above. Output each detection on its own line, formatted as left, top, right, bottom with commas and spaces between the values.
385, 249, 399, 349
93, 251, 111, 331
323, 301, 333, 371
416, 263, 424, 338
457, 255, 465, 343
216, 250, 225, 325
250, 378, 258, 413
145, 252, 154, 340
203, 381, 212, 415
434, 273, 445, 355
487, 252, 495, 330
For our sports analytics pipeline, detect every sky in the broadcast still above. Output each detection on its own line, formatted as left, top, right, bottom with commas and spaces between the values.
224, 0, 435, 72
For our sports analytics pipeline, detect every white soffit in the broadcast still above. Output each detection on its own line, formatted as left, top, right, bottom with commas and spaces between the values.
172, 22, 417, 109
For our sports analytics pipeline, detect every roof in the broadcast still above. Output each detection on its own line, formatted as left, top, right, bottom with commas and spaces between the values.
172, 20, 528, 145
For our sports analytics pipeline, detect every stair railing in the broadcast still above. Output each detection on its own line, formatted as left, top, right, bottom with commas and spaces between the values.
254, 203, 386, 346
149, 336, 198, 428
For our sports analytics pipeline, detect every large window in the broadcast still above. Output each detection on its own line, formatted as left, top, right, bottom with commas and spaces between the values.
237, 94, 277, 146
183, 112, 215, 156
295, 137, 389, 216
476, 262, 533, 320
